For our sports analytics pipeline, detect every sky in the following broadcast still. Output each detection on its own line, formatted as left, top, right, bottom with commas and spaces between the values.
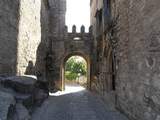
66, 0, 90, 32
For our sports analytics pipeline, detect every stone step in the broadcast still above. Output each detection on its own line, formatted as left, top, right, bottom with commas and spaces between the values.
1, 76, 37, 94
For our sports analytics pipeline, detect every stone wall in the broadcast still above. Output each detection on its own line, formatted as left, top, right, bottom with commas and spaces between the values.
16, 0, 42, 75
46, 0, 66, 90
34, 0, 50, 81
0, 0, 20, 75
90, 0, 116, 107
115, 0, 160, 120
64, 26, 93, 56
90, 0, 103, 37
91, 0, 160, 119
0, 0, 50, 77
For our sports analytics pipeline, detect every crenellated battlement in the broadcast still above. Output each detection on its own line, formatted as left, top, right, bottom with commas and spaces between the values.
64, 25, 93, 34
64, 25, 93, 42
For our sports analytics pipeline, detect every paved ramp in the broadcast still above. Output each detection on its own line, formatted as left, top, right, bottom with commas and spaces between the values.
31, 84, 129, 120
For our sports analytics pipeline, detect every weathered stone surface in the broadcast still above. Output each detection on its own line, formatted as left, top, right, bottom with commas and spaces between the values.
16, 0, 41, 75
35, 80, 49, 93
0, 0, 19, 75
0, 0, 49, 77
90, 0, 116, 109
0, 85, 34, 109
0, 75, 48, 108
2, 76, 37, 94
90, 0, 160, 120
14, 103, 31, 120
0, 75, 49, 108
0, 77, 5, 84
0, 91, 15, 120
16, 94, 33, 109
34, 89, 48, 106
34, 0, 49, 82
114, 0, 160, 119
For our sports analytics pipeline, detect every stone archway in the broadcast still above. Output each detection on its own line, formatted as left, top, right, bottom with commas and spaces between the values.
48, 25, 93, 92
60, 52, 91, 91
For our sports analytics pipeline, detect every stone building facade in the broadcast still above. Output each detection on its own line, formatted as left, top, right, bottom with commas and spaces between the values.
90, 0, 160, 120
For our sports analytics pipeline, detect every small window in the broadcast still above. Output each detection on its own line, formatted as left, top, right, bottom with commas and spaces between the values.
73, 37, 81, 41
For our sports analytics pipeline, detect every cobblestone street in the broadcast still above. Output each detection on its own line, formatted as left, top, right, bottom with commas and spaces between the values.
31, 84, 129, 120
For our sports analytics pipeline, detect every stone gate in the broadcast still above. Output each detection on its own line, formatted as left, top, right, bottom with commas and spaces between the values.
48, 25, 94, 91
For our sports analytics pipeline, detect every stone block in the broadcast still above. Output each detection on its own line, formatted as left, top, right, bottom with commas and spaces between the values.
0, 91, 15, 120
14, 103, 31, 120
34, 89, 48, 106
1, 76, 37, 94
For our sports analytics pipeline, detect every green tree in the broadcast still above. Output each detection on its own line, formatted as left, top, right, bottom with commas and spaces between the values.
65, 56, 87, 81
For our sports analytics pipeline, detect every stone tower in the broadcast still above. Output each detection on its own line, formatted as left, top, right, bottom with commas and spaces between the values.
46, 0, 67, 91
46, 0, 93, 91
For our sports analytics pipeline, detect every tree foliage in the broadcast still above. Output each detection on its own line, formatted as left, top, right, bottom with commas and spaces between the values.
65, 57, 87, 81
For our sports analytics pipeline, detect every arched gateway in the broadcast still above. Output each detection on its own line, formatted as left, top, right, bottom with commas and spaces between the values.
48, 26, 94, 91
61, 52, 90, 90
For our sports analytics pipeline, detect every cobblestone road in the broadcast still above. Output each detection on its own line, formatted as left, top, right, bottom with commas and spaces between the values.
31, 84, 129, 120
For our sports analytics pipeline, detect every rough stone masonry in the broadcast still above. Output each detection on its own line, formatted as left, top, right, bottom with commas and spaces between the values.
0, 0, 160, 120
91, 0, 160, 120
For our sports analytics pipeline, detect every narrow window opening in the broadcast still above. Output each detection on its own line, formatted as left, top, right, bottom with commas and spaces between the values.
73, 37, 81, 41
112, 54, 116, 91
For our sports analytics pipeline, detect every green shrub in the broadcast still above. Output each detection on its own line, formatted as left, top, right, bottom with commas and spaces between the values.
65, 71, 78, 81
65, 56, 87, 81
